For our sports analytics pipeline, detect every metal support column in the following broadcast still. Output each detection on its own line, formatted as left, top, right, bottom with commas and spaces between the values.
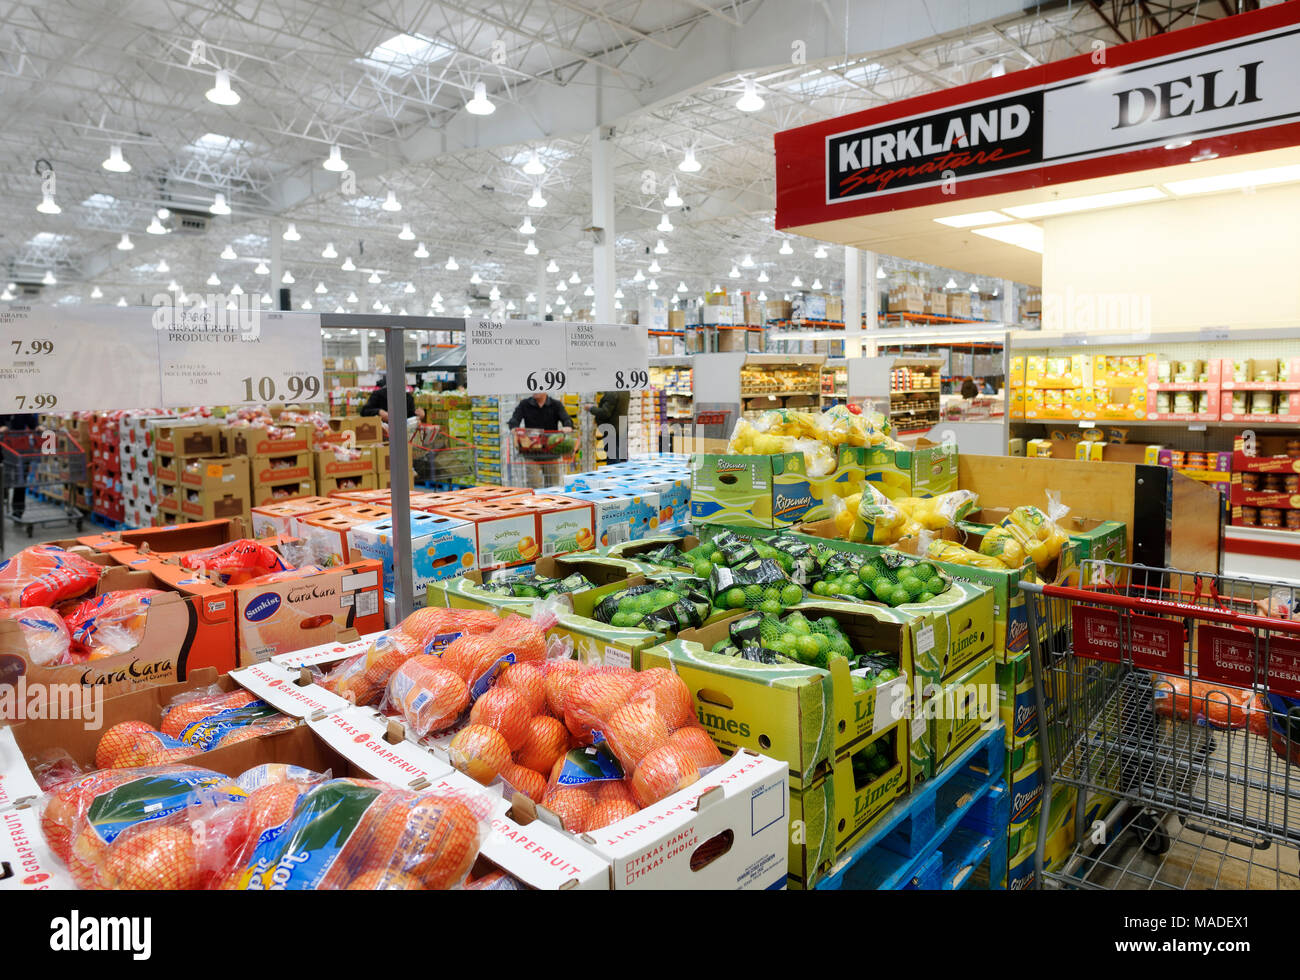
844, 246, 862, 359
591, 125, 616, 324
270, 221, 285, 312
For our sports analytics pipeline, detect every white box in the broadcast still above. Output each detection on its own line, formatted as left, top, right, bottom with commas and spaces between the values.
702, 304, 735, 326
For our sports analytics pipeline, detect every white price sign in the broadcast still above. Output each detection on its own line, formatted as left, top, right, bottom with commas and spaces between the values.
465, 318, 648, 395
0, 302, 325, 412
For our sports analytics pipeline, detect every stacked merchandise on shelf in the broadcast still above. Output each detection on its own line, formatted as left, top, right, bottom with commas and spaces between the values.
119, 412, 176, 528
1218, 357, 1300, 424
153, 420, 246, 526
651, 365, 693, 424
1158, 450, 1231, 501
889, 363, 940, 431
1146, 357, 1221, 422
88, 411, 125, 525
1231, 434, 1300, 532
471, 396, 508, 486
1010, 354, 1150, 421
326, 386, 369, 417
625, 388, 664, 461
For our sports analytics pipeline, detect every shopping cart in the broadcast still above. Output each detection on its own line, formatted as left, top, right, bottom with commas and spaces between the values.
1, 429, 88, 548
1025, 560, 1300, 890
508, 428, 576, 489
410, 423, 474, 489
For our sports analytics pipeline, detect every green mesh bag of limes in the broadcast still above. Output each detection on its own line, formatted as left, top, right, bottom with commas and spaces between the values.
708, 558, 808, 614
810, 551, 949, 608
481, 572, 593, 599
594, 581, 713, 632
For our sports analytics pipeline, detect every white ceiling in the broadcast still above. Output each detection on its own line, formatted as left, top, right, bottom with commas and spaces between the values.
0, 0, 1238, 315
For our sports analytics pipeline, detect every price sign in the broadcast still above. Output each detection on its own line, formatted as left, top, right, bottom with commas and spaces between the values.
465, 318, 648, 395
156, 307, 324, 406
0, 304, 160, 411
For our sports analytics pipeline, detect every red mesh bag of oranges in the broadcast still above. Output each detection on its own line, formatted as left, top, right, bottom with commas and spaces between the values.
0, 605, 71, 665
227, 777, 493, 890
0, 544, 101, 608
319, 606, 503, 706
178, 539, 289, 586
62, 589, 164, 661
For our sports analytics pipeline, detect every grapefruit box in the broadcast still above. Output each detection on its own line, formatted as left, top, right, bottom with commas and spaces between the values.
509, 494, 598, 558
542, 487, 657, 547
227, 422, 314, 457
250, 496, 346, 537
348, 512, 477, 603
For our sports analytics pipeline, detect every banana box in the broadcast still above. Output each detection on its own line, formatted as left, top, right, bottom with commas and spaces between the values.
348, 512, 477, 603
539, 487, 657, 547
862, 439, 956, 500
997, 652, 1042, 773
914, 653, 998, 781
691, 452, 818, 528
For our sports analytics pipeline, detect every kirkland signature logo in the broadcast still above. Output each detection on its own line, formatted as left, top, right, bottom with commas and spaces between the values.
243, 592, 282, 622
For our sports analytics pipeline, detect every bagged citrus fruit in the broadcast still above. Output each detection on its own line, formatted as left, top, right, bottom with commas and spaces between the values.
0, 544, 101, 607
161, 686, 296, 749
383, 655, 471, 736
0, 605, 71, 665
229, 778, 492, 890
62, 589, 164, 660
179, 539, 289, 585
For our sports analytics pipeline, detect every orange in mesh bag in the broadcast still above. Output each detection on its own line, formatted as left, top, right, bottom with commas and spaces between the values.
178, 539, 288, 585
0, 605, 71, 665
0, 545, 101, 607
384, 655, 470, 736
63, 589, 164, 660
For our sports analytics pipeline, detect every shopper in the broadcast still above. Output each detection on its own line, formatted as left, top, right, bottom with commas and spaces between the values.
589, 390, 630, 464
976, 376, 997, 394
360, 378, 424, 438
0, 413, 38, 520
508, 393, 572, 488
960, 377, 979, 400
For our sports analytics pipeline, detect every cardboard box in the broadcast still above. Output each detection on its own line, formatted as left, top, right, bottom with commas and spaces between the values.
915, 653, 997, 781
315, 447, 376, 481
998, 652, 1043, 775
348, 512, 477, 602
541, 487, 658, 547
251, 479, 317, 506
297, 505, 393, 566
325, 416, 383, 446
424, 500, 543, 570
959, 507, 1127, 565
153, 422, 224, 458
318, 472, 378, 496
428, 559, 641, 620
690, 452, 816, 528
863, 439, 957, 499
173, 486, 250, 522
174, 454, 249, 491
227, 423, 314, 457
103, 518, 252, 558
249, 452, 313, 484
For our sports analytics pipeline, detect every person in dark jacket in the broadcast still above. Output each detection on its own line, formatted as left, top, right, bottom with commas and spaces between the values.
960, 377, 979, 400
508, 393, 572, 488
588, 390, 630, 464
360, 377, 423, 424
0, 414, 38, 519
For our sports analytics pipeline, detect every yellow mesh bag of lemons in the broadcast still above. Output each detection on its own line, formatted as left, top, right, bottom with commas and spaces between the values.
726, 406, 904, 481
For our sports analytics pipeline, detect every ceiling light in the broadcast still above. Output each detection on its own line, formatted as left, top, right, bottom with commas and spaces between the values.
464, 305, 474, 316
654, 239, 668, 254
811, 277, 822, 289
757, 291, 767, 302
568, 271, 581, 284
466, 81, 495, 115
372, 299, 383, 311
205, 69, 240, 106
791, 275, 802, 287
583, 285, 594, 296
729, 266, 740, 278
1163, 139, 1192, 150
260, 292, 271, 304
740, 254, 754, 268
779, 240, 793, 255
647, 279, 659, 291
36, 190, 60, 214
341, 257, 356, 271
207, 273, 221, 286
433, 292, 443, 303
518, 215, 536, 235
1191, 149, 1219, 162
414, 242, 429, 258
528, 187, 547, 208
633, 269, 645, 282
382, 304, 391, 314
679, 147, 701, 173
677, 281, 688, 292
506, 300, 516, 311
523, 150, 545, 176
404, 282, 415, 294
177, 292, 188, 304
42, 270, 57, 285
90, 286, 103, 299
663, 184, 683, 208
446, 256, 459, 271
102, 144, 131, 173
146, 217, 167, 235
813, 244, 828, 259
556, 281, 567, 292
116, 297, 127, 307
546, 259, 558, 273
382, 190, 401, 212
737, 78, 764, 113
990, 60, 1006, 78
399, 307, 408, 316
1165, 164, 1300, 196
117, 233, 134, 251
657, 213, 673, 233
1004, 187, 1164, 218
282, 270, 295, 284
368, 271, 381, 284
335, 305, 345, 313
156, 259, 170, 274
614, 288, 623, 298
563, 305, 572, 316
933, 210, 1012, 228
315, 282, 327, 294
220, 244, 237, 260
944, 277, 958, 289
323, 145, 347, 171
230, 283, 243, 295
757, 269, 769, 282
254, 261, 269, 275
713, 284, 722, 293
398, 223, 414, 240
525, 292, 534, 302
993, 288, 1000, 297
971, 222, 1045, 253
322, 242, 338, 258
167, 280, 179, 292
969, 282, 980, 293
300, 300, 312, 310
347, 291, 358, 303
156, 208, 170, 220
490, 286, 501, 301
470, 272, 483, 285
877, 266, 886, 279
209, 193, 231, 215
282, 223, 301, 241
524, 239, 538, 256
648, 259, 661, 274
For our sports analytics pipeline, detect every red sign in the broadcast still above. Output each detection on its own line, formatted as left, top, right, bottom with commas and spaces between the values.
1197, 625, 1259, 689
1072, 606, 1185, 669
774, 4, 1300, 229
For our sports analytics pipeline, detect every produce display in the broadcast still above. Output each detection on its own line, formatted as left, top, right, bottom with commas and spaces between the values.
926, 495, 1070, 572
477, 572, 593, 599
809, 552, 950, 608
593, 581, 712, 631
726, 405, 903, 478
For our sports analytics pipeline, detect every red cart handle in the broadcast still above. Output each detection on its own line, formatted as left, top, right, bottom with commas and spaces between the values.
1028, 581, 1300, 635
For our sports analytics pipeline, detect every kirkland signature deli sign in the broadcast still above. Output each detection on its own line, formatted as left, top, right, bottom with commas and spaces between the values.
823, 22, 1300, 205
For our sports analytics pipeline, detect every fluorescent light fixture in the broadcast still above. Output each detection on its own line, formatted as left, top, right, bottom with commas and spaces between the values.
404, 282, 416, 294
528, 187, 547, 208
146, 217, 167, 235
971, 222, 1045, 253
737, 78, 764, 112
157, 208, 170, 219
220, 244, 237, 260
260, 293, 271, 304
324, 145, 347, 171
382, 190, 401, 212
1004, 187, 1163, 218
523, 150, 545, 176
489, 286, 501, 301
117, 233, 134, 251
335, 305, 345, 313
322, 242, 338, 258
209, 193, 231, 215
466, 81, 494, 115
812, 278, 823, 290
254, 261, 270, 275
398, 223, 414, 240
282, 270, 295, 284
664, 184, 683, 208
933, 210, 1011, 228
445, 256, 459, 271
341, 257, 356, 271
414, 243, 429, 258
372, 299, 383, 310
315, 282, 327, 294
524, 239, 538, 255
518, 215, 536, 235
36, 190, 60, 214
969, 282, 980, 293
1164, 164, 1300, 196
205, 69, 240, 106
679, 147, 701, 172
207, 273, 221, 286
102, 144, 131, 173
506, 300, 516, 311
556, 281, 566, 292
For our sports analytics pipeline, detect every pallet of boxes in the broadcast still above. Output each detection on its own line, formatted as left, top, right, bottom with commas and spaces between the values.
152, 420, 250, 526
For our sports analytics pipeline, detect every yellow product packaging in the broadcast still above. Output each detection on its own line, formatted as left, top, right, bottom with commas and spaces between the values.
896, 489, 979, 531
999, 493, 1071, 573
850, 484, 916, 544
977, 525, 1025, 569
927, 539, 1008, 571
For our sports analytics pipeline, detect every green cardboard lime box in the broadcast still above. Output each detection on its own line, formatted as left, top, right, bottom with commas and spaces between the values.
865, 439, 957, 500
915, 652, 998, 781
958, 507, 1127, 565
690, 449, 866, 530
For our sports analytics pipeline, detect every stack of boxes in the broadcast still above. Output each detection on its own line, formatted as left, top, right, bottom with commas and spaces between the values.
1218, 357, 1300, 424
229, 421, 316, 504
1157, 449, 1231, 500
563, 454, 691, 533
1230, 434, 1300, 531
118, 412, 176, 528
471, 396, 509, 486
624, 389, 664, 460
1010, 354, 1150, 421
153, 421, 245, 525
421, 490, 594, 577
88, 412, 125, 525
1147, 357, 1222, 422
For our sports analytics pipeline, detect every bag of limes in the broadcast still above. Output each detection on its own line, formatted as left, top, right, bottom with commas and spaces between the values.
593, 583, 712, 632
709, 558, 806, 614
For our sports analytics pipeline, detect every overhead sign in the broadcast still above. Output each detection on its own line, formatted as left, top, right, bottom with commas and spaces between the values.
464, 318, 649, 395
778, 4, 1300, 226
0, 302, 324, 413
